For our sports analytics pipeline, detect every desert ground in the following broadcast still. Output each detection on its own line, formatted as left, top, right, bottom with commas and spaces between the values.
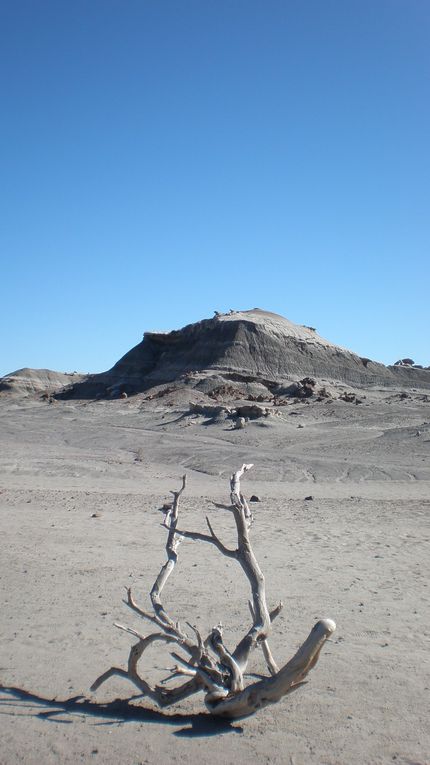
1, 388, 429, 764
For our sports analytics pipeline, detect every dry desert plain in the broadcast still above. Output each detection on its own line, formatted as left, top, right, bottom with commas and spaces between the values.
0, 387, 429, 765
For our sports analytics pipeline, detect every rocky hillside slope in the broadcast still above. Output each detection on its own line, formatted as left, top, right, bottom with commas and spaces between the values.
49, 309, 430, 399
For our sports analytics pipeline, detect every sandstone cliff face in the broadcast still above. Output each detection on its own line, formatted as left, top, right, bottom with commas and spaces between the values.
83, 309, 430, 394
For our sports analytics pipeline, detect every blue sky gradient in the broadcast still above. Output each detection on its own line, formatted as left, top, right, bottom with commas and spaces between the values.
1, 1, 429, 375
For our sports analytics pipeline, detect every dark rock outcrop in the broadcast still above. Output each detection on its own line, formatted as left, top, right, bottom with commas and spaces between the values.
394, 358, 415, 366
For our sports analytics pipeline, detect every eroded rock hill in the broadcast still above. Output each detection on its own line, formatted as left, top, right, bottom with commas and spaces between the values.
0, 368, 84, 397
51, 309, 430, 399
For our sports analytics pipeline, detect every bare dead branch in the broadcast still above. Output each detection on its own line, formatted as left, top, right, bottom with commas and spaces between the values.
124, 587, 171, 631
205, 516, 238, 557
228, 465, 273, 672
91, 632, 183, 703
150, 474, 187, 631
230, 463, 254, 514
260, 639, 279, 675
207, 626, 244, 692
206, 619, 336, 718
91, 466, 336, 719
186, 622, 205, 658
270, 602, 284, 621
249, 600, 283, 624
160, 665, 197, 684
175, 517, 237, 558
248, 600, 279, 675
170, 651, 199, 671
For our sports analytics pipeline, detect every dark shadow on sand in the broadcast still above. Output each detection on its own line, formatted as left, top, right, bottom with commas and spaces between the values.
0, 685, 243, 738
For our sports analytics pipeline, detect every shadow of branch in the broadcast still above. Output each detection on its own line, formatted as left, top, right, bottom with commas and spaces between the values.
0, 685, 243, 738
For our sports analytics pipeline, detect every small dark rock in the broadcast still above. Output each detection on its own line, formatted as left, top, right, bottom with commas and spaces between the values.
304, 495, 314, 501
394, 358, 414, 366
339, 391, 357, 403
250, 495, 261, 502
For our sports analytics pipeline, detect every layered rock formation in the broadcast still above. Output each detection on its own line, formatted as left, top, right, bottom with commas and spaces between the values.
0, 368, 83, 397
53, 309, 430, 398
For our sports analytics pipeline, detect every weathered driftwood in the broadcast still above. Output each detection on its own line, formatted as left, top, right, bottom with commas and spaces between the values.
91, 464, 335, 719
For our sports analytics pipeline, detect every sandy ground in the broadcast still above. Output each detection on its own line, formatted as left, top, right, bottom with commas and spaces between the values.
0, 391, 429, 764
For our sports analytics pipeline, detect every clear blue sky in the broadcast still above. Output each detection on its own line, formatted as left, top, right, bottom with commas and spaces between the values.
1, 0, 429, 376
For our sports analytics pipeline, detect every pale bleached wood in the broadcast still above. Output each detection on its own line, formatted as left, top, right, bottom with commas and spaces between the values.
91, 474, 224, 701
90, 467, 336, 718
175, 516, 237, 558
248, 600, 280, 675
207, 625, 244, 692
125, 475, 223, 677
205, 619, 336, 718
150, 474, 187, 630
229, 464, 273, 673
90, 631, 201, 706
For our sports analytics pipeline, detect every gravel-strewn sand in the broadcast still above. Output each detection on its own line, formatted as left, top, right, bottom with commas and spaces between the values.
1, 391, 429, 764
